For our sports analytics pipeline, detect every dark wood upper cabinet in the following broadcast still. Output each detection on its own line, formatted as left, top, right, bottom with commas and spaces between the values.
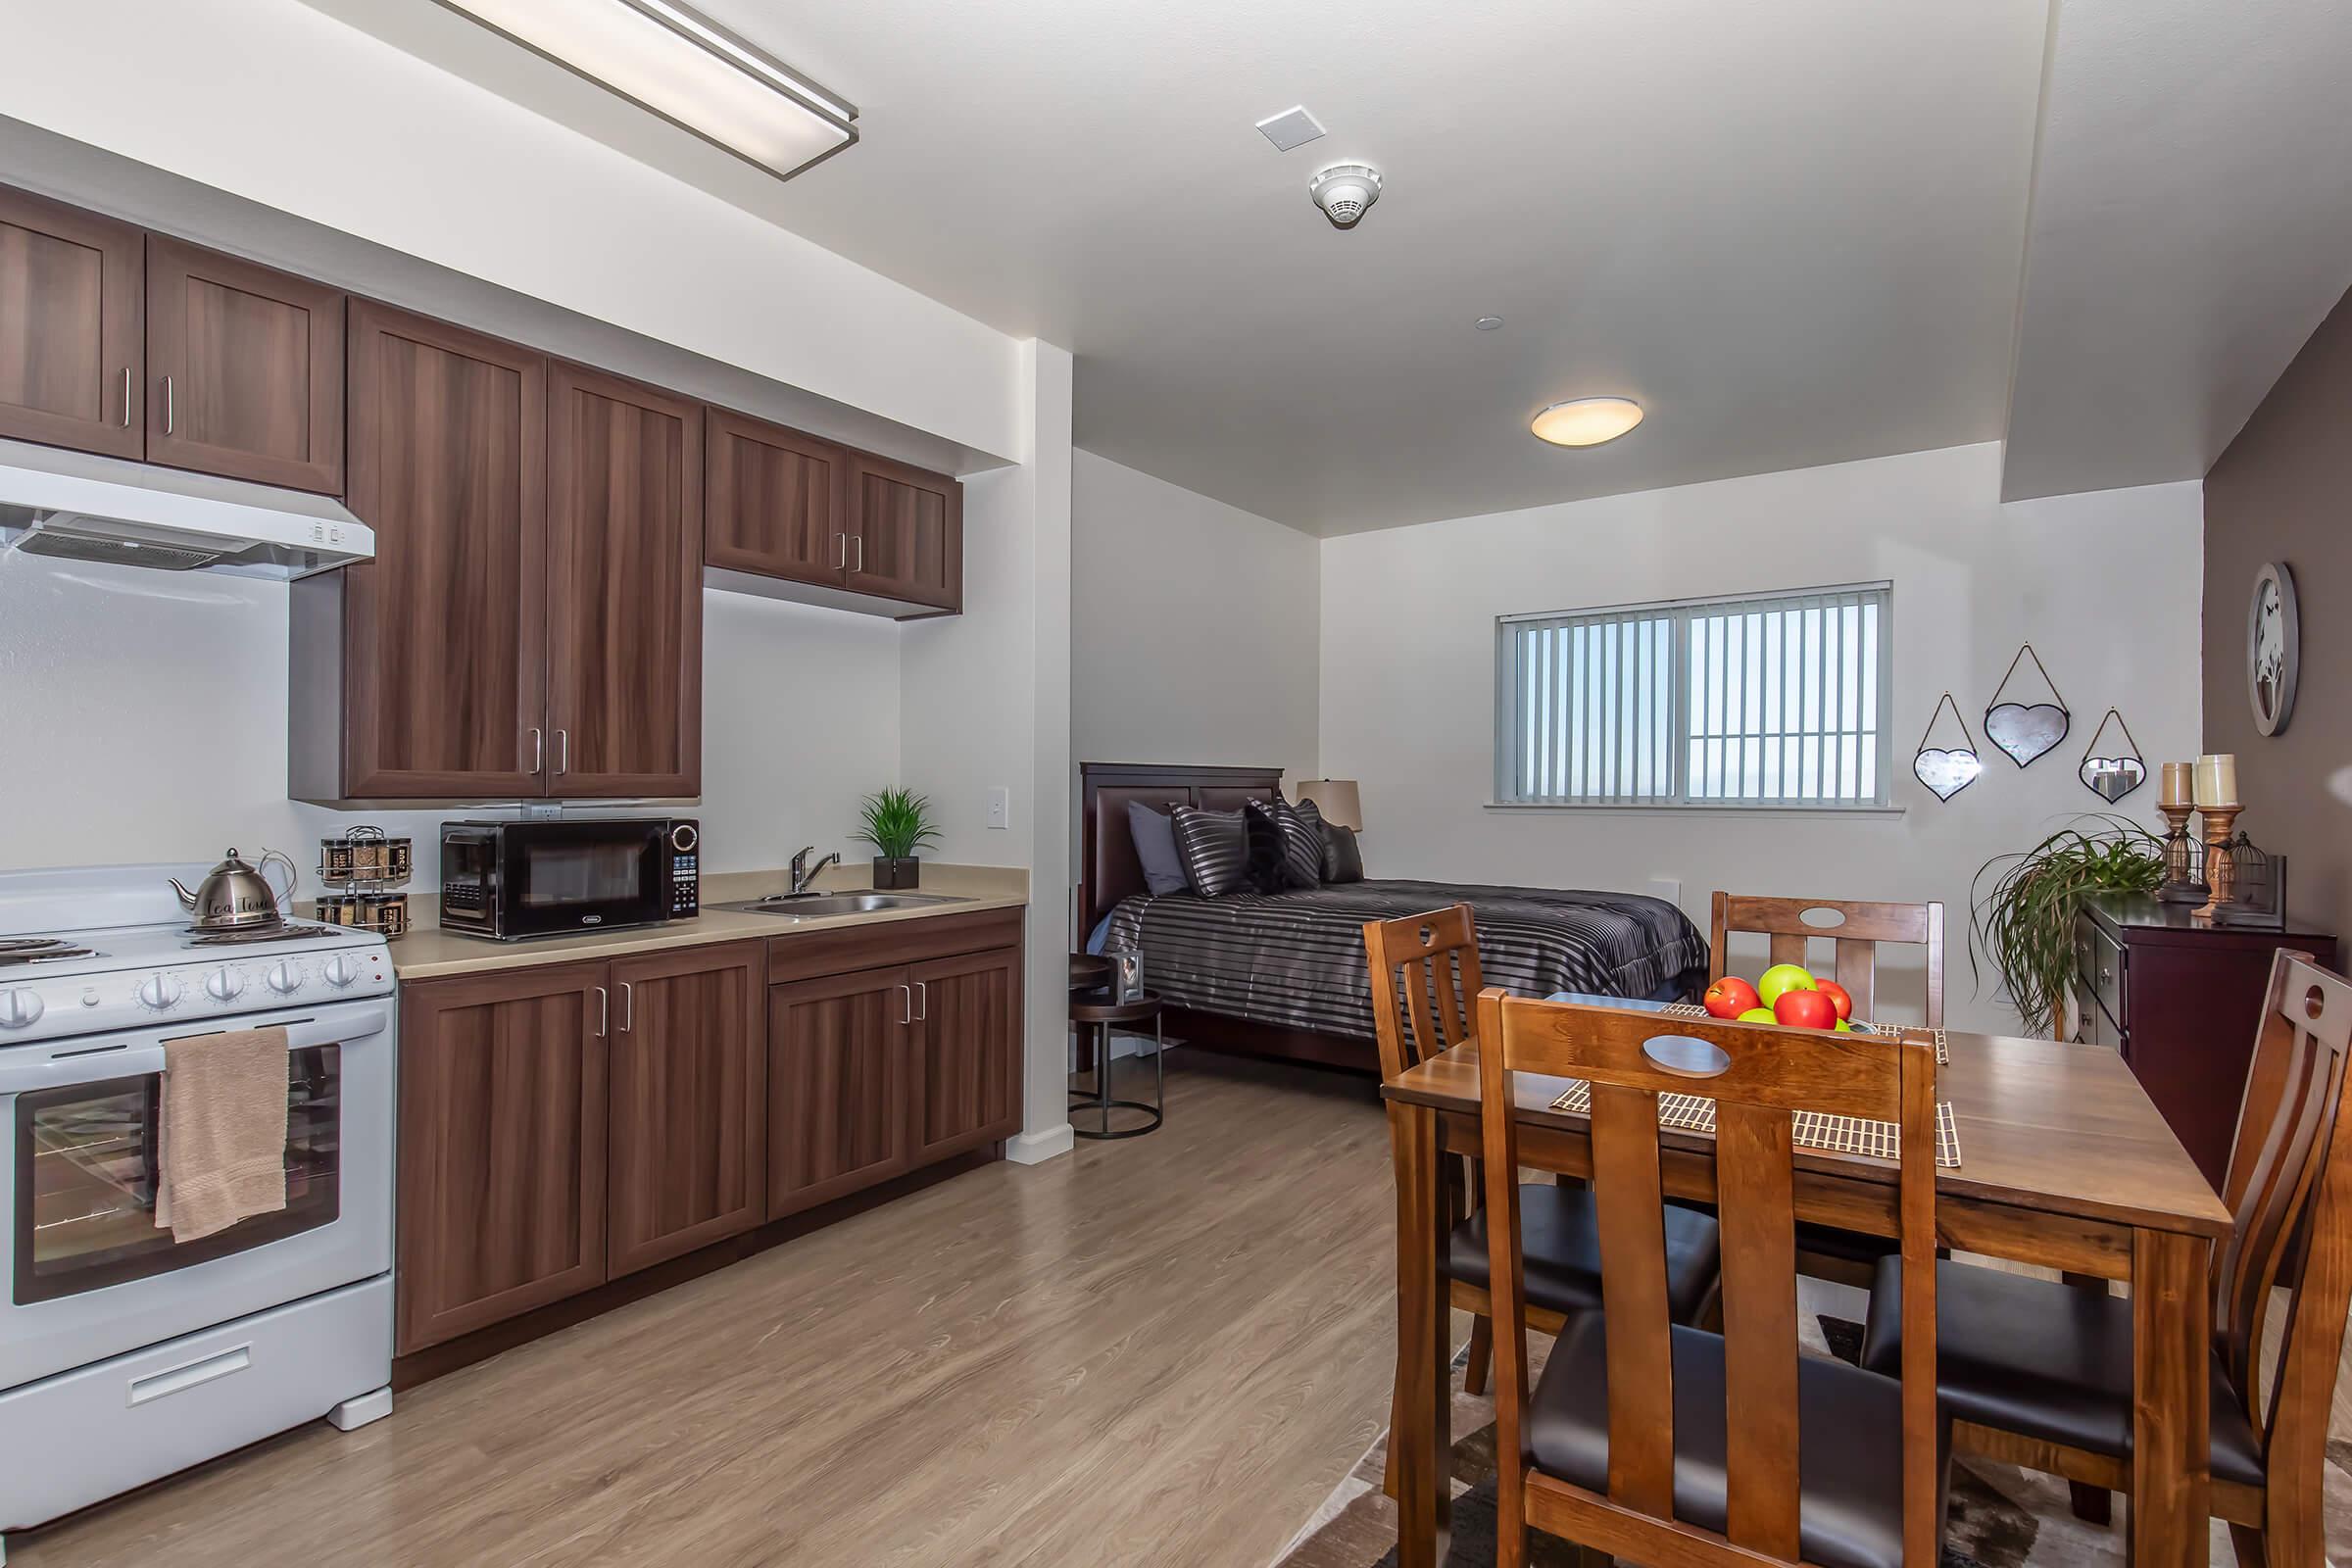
909, 946, 1023, 1165
143, 236, 344, 493
767, 965, 912, 1218
545, 362, 703, 798
847, 450, 962, 612
306, 301, 548, 801
607, 942, 766, 1277
704, 407, 848, 585
396, 962, 609, 1355
0, 184, 143, 460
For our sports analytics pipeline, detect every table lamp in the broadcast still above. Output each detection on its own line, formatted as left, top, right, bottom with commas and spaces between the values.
1293, 779, 1363, 833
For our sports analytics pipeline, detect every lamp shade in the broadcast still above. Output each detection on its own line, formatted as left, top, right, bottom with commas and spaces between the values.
1294, 779, 1363, 832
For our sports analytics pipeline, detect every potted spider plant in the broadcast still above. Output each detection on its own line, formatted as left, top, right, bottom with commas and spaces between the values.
1971, 814, 2164, 1039
854, 788, 942, 890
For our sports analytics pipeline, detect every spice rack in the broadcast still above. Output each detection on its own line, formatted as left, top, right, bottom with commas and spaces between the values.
315, 826, 412, 940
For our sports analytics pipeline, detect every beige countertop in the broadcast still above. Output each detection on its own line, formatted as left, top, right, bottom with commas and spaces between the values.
389, 863, 1028, 982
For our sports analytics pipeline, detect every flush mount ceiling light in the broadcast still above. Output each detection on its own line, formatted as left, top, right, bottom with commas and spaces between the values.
1530, 396, 1644, 447
433, 0, 857, 182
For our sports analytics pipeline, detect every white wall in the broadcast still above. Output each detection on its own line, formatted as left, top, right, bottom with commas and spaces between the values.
0, 0, 1022, 464
902, 341, 1077, 1161
1318, 444, 2205, 1033
0, 552, 899, 885
1071, 450, 1320, 785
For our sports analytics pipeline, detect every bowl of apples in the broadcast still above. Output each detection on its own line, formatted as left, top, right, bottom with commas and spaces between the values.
1701, 963, 1854, 1031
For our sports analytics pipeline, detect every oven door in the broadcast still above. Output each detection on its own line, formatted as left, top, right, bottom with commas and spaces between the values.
0, 998, 393, 1392
499, 820, 669, 939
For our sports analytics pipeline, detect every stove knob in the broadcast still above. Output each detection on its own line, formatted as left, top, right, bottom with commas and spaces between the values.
137, 973, 183, 1010
321, 955, 361, 989
0, 989, 43, 1029
204, 966, 245, 1003
265, 960, 303, 995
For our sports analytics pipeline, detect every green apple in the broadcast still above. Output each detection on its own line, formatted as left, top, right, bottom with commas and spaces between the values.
1756, 963, 1817, 1006
1738, 1007, 1776, 1024
1833, 1018, 1852, 1031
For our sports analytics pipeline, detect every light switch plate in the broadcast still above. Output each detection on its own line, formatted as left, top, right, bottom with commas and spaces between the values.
987, 787, 1009, 829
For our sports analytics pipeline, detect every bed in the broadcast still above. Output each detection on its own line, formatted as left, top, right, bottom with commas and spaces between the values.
1078, 761, 1709, 1072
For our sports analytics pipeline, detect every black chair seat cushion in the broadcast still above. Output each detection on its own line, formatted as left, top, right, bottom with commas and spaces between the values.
1668, 1197, 1897, 1268
1449, 1184, 1721, 1325
1529, 1313, 1940, 1568
1859, 1255, 2264, 1488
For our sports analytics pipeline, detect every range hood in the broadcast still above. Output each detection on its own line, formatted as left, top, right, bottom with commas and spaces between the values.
0, 436, 372, 579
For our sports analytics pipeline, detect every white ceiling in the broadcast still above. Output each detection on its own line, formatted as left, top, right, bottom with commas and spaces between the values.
318, 1, 2352, 535
1999, 0, 2352, 501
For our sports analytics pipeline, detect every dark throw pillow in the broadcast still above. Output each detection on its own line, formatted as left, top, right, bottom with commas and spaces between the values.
1170, 806, 1250, 898
1243, 800, 1291, 893
1321, 823, 1365, 883
1279, 798, 1328, 888
1125, 801, 1189, 896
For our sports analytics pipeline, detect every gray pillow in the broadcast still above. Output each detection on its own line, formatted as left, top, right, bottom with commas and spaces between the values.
1126, 801, 1188, 896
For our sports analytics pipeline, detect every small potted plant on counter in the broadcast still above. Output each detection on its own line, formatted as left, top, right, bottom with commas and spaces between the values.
854, 788, 942, 890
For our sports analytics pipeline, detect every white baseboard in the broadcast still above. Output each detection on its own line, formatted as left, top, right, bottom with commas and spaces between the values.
1005, 1123, 1074, 1164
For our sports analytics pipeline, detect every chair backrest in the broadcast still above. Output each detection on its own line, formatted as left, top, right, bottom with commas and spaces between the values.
2210, 952, 2352, 1480
1710, 892, 1944, 1026
1474, 991, 1940, 1568
1363, 905, 1484, 1082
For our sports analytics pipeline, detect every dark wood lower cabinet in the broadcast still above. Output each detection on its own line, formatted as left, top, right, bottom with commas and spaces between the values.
396, 962, 609, 1355
911, 947, 1023, 1163
397, 919, 1025, 1370
608, 942, 766, 1277
767, 965, 912, 1217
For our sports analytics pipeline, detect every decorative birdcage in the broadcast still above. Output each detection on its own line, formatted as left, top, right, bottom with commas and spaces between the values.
2190, 830, 2284, 928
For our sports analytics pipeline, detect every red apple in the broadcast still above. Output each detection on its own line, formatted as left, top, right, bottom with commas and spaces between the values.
1773, 989, 1839, 1030
1814, 980, 1853, 1021
1702, 976, 1761, 1019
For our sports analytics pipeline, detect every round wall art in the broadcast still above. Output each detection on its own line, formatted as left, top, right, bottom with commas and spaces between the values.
2247, 561, 2299, 737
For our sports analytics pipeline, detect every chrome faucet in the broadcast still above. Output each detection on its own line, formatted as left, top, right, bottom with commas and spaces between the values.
788, 846, 841, 896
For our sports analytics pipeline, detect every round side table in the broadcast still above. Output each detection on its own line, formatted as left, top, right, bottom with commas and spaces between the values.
1068, 987, 1164, 1140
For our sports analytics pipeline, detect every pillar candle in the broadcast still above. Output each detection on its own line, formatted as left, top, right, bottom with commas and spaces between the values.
2160, 762, 2193, 808
2194, 754, 2240, 808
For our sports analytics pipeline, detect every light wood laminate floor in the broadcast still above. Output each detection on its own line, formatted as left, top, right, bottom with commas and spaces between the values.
13, 1056, 1397, 1568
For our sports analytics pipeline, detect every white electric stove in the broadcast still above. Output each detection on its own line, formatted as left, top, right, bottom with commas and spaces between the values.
0, 864, 396, 1555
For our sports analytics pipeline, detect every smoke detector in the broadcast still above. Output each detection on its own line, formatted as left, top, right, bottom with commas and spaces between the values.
1308, 164, 1383, 228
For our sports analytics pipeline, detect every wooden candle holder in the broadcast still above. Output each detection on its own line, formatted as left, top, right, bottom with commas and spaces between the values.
2157, 803, 2206, 904
2194, 806, 2242, 921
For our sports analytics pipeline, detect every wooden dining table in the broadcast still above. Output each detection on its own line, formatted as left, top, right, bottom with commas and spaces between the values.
1382, 1023, 2235, 1568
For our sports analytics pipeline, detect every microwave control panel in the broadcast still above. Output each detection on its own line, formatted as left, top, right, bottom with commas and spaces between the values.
669, 820, 700, 917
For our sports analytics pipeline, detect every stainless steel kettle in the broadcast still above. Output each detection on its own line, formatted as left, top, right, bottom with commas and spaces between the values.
169, 848, 298, 932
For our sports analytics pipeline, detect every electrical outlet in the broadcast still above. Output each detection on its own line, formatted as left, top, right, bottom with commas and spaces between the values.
987, 787, 1010, 829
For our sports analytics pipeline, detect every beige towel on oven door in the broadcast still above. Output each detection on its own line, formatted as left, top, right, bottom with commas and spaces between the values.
155, 1026, 290, 1243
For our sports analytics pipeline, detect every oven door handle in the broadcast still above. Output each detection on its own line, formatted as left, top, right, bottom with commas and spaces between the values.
0, 1006, 388, 1095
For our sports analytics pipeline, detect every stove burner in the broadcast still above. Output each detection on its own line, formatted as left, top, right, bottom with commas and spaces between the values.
0, 941, 98, 966
186, 925, 305, 948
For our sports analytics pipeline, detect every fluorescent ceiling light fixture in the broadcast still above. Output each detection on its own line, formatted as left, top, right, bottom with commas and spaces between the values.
1530, 397, 1644, 447
434, 0, 858, 182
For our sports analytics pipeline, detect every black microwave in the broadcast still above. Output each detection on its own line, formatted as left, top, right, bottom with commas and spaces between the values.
439, 818, 699, 941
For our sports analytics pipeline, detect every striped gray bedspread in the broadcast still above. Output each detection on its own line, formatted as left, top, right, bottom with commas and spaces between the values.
1099, 880, 1709, 1042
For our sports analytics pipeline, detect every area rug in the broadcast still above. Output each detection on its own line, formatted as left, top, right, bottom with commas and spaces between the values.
1273, 1302, 2352, 1568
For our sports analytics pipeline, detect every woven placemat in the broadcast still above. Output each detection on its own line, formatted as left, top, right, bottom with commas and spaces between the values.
1545, 1080, 1962, 1167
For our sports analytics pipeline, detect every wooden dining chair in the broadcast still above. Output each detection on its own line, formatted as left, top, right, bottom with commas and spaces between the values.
1363, 908, 1723, 1403
1709, 892, 1944, 1288
1475, 990, 1945, 1568
1861, 951, 2352, 1567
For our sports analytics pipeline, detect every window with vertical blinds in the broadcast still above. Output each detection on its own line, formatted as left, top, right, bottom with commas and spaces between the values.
1494, 582, 1892, 808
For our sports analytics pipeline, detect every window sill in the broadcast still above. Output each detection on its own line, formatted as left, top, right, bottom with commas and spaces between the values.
1485, 801, 1908, 819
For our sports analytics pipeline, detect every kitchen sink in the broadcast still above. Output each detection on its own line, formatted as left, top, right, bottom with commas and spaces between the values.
714, 891, 970, 919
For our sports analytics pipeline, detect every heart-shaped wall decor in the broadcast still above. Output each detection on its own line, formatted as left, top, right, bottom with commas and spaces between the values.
1914, 747, 1983, 802
2081, 755, 2145, 804
1984, 703, 2070, 768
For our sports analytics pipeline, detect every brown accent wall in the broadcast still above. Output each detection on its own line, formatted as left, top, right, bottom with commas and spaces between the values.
2204, 284, 2352, 946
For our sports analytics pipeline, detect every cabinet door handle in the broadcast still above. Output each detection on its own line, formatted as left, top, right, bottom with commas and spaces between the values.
835, 532, 848, 570
897, 983, 911, 1025
852, 534, 863, 573
529, 727, 544, 774
557, 729, 569, 775
122, 368, 133, 427
915, 980, 928, 1020
618, 981, 632, 1033
595, 986, 609, 1039
164, 374, 174, 436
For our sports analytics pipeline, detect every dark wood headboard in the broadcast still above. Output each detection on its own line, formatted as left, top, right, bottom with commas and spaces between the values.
1077, 761, 1285, 936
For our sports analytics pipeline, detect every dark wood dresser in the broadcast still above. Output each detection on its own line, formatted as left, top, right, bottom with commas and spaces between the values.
2073, 892, 2336, 1190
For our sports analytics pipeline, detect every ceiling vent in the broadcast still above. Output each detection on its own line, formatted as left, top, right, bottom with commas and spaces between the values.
1254, 105, 1326, 152
1308, 164, 1383, 228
